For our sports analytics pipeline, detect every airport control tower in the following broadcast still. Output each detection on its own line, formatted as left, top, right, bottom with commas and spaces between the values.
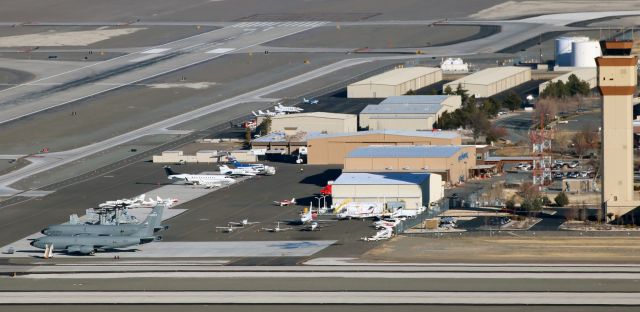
596, 40, 639, 218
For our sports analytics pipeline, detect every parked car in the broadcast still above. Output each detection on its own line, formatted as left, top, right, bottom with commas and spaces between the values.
568, 160, 580, 168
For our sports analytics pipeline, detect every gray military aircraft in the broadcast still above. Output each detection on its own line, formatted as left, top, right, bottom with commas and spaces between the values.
41, 205, 168, 236
30, 205, 164, 255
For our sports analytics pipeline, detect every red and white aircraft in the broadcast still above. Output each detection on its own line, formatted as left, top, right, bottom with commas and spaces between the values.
274, 198, 296, 206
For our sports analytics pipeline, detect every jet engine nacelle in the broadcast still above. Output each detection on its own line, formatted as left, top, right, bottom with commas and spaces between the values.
67, 245, 96, 255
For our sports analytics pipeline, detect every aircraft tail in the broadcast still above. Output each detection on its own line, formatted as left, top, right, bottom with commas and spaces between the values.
139, 204, 165, 237
252, 111, 258, 117
163, 166, 179, 176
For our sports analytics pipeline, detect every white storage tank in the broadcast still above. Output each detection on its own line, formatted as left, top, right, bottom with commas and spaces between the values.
571, 40, 601, 67
555, 36, 589, 66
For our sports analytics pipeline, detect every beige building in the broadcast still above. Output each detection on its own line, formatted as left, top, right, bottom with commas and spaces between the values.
343, 145, 476, 184
538, 68, 597, 93
307, 130, 461, 165
331, 172, 444, 210
597, 41, 640, 218
348, 67, 442, 98
257, 112, 357, 134
443, 66, 531, 98
359, 95, 461, 131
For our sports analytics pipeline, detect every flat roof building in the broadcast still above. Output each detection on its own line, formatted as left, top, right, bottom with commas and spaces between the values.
257, 112, 357, 134
332, 172, 443, 210
344, 145, 476, 184
443, 66, 531, 98
359, 95, 461, 131
538, 68, 597, 94
307, 130, 461, 165
348, 67, 442, 98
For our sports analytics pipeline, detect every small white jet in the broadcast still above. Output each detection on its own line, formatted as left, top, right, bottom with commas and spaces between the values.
252, 109, 282, 117
229, 219, 260, 227
164, 166, 235, 186
361, 226, 394, 241
373, 218, 401, 229
261, 222, 293, 233
274, 104, 303, 114
302, 97, 319, 105
219, 165, 258, 176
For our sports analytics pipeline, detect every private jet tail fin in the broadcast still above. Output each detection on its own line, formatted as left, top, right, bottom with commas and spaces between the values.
163, 166, 178, 176
252, 111, 258, 116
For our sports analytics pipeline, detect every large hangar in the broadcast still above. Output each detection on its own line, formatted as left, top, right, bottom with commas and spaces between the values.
538, 68, 597, 93
307, 130, 461, 165
443, 66, 531, 98
331, 172, 443, 210
347, 67, 443, 98
343, 145, 476, 184
359, 95, 461, 131
257, 112, 357, 134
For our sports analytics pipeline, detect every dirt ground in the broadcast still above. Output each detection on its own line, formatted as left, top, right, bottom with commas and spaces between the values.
363, 235, 640, 263
470, 0, 640, 20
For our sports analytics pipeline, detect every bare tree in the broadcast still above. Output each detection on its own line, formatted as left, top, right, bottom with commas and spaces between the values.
534, 98, 558, 126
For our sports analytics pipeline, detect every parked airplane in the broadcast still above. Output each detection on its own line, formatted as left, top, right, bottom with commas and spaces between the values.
229, 160, 276, 175
41, 205, 167, 237
252, 109, 282, 117
261, 222, 293, 233
164, 166, 235, 186
99, 194, 158, 209
274, 198, 296, 206
229, 219, 260, 227
373, 218, 401, 229
274, 104, 303, 113
361, 226, 394, 242
302, 97, 319, 105
216, 223, 243, 233
336, 203, 384, 220
30, 207, 164, 255
219, 165, 257, 176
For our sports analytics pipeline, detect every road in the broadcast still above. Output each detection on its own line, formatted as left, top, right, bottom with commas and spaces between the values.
493, 111, 534, 143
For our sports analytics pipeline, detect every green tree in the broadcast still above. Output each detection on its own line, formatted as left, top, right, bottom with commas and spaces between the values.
244, 127, 252, 147
468, 110, 490, 143
405, 89, 416, 95
443, 85, 454, 95
256, 116, 272, 135
566, 74, 591, 96
455, 83, 469, 103
481, 97, 500, 116
502, 91, 521, 111
554, 192, 569, 207
429, 88, 438, 95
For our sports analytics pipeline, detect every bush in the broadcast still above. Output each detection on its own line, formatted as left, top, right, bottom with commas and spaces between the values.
554, 192, 570, 207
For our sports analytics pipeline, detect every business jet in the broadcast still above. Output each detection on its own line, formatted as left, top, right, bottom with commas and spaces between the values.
274, 104, 303, 113
274, 198, 296, 206
219, 165, 258, 176
361, 226, 394, 241
164, 166, 235, 186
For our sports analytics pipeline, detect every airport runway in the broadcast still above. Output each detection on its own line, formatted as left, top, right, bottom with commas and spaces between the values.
2, 263, 640, 308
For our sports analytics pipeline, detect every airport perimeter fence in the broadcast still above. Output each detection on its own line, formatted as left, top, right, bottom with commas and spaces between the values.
395, 199, 447, 234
